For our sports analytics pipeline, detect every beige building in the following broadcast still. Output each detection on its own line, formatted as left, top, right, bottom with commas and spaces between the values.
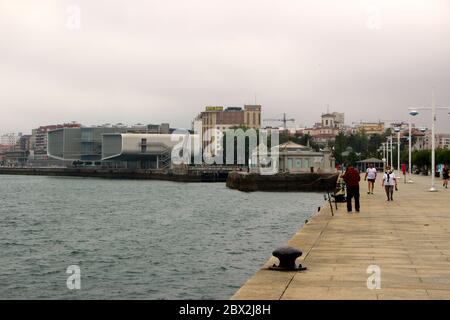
355, 122, 385, 135
408, 128, 427, 151
0, 133, 21, 146
195, 105, 261, 153
302, 112, 345, 144
196, 105, 261, 131
424, 132, 450, 150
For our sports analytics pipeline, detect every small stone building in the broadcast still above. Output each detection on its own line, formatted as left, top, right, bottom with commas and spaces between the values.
252, 141, 335, 173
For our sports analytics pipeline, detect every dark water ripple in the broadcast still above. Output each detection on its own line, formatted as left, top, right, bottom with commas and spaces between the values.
0, 175, 322, 299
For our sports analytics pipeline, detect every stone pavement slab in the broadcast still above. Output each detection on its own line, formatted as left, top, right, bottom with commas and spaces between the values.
231, 174, 450, 300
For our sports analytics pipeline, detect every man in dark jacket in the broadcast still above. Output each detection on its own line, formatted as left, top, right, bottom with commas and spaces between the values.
342, 165, 361, 213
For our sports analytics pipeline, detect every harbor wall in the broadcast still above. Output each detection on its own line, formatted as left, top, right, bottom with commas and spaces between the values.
226, 171, 339, 192
0, 167, 229, 182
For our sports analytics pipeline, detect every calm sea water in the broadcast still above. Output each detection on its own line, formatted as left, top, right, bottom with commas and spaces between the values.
0, 175, 323, 299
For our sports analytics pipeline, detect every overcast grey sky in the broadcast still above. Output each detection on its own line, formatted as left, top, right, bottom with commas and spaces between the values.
1, 0, 450, 133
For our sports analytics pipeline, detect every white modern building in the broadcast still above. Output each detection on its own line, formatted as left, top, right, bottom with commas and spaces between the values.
102, 133, 200, 169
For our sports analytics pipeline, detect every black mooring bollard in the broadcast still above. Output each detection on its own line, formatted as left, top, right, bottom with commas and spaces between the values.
269, 246, 307, 271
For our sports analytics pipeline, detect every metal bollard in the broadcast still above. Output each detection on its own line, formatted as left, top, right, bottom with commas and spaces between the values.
269, 246, 307, 271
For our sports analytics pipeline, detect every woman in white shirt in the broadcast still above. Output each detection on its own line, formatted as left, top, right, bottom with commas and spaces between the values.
364, 163, 378, 195
382, 166, 397, 201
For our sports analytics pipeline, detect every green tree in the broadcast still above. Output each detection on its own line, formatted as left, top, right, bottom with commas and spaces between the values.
291, 133, 320, 151
412, 150, 431, 171
332, 132, 347, 164
437, 149, 450, 165
346, 151, 359, 167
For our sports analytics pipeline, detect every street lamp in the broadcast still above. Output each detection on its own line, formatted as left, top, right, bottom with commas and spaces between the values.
408, 110, 420, 183
386, 136, 393, 168
408, 92, 450, 192
394, 127, 401, 174
390, 136, 393, 169
385, 139, 388, 167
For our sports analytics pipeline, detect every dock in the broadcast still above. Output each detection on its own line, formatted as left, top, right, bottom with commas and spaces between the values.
226, 172, 339, 192
232, 174, 450, 300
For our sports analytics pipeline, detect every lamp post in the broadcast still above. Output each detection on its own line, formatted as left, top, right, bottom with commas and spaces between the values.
407, 113, 415, 183
386, 137, 390, 166
408, 92, 450, 192
394, 127, 401, 173
390, 136, 393, 169
431, 92, 436, 192
386, 136, 393, 167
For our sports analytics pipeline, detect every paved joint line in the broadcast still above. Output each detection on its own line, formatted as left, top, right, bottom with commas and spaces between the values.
279, 211, 332, 300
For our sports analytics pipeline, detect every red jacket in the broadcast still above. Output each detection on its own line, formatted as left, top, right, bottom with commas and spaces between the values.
343, 167, 360, 187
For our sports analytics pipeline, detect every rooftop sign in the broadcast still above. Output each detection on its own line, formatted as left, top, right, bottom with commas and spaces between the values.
205, 106, 223, 111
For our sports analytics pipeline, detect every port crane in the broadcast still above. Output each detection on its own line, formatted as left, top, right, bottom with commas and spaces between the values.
264, 113, 295, 131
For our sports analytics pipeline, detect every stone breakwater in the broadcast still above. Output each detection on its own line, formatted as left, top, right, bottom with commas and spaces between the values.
226, 172, 340, 192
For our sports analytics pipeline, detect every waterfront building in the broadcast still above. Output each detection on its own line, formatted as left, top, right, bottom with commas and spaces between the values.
252, 141, 335, 173
32, 123, 81, 160
18, 135, 32, 151
102, 133, 200, 169
47, 123, 182, 168
125, 123, 170, 134
196, 105, 261, 132
0, 133, 21, 147
195, 105, 262, 154
278, 142, 335, 173
0, 144, 14, 153
1, 150, 29, 167
48, 126, 128, 161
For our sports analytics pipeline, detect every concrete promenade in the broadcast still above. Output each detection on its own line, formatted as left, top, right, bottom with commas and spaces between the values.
232, 174, 450, 300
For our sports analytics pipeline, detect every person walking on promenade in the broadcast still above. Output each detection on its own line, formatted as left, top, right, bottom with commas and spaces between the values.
342, 164, 360, 213
364, 163, 377, 195
382, 165, 397, 201
443, 164, 449, 189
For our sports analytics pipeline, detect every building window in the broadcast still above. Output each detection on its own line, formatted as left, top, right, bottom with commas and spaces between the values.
288, 158, 293, 169
141, 138, 147, 153
253, 113, 256, 125
303, 159, 309, 168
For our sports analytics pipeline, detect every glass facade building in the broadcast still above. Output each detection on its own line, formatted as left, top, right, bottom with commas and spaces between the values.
48, 127, 127, 161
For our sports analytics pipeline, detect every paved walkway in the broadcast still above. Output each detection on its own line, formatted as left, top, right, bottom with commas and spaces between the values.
232, 174, 450, 300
